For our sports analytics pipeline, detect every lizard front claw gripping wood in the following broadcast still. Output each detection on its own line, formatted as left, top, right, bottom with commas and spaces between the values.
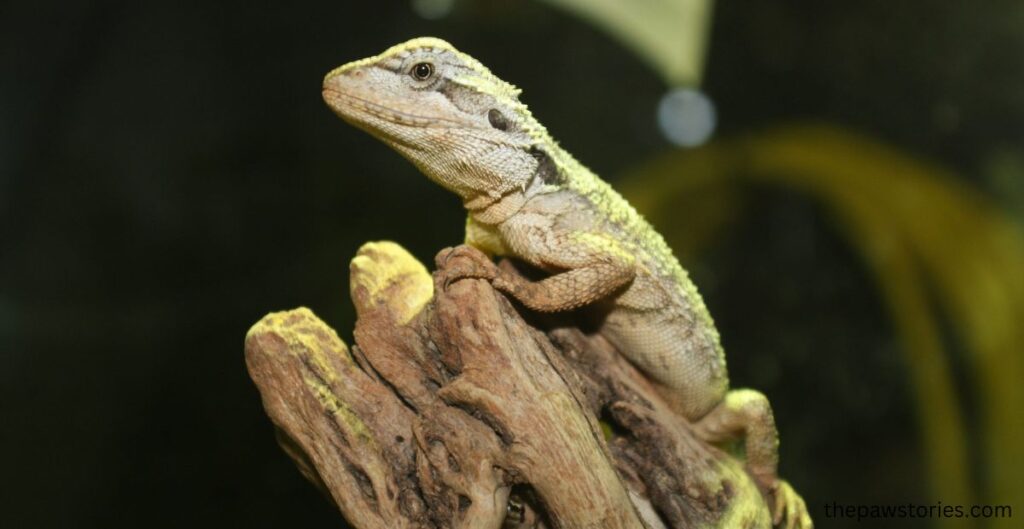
323, 37, 812, 529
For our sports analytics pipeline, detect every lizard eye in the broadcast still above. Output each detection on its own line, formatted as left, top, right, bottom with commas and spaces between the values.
411, 62, 434, 81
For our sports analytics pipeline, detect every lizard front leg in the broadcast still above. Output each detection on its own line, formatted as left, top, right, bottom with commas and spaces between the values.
495, 216, 637, 312
445, 212, 637, 312
437, 243, 635, 312
493, 259, 634, 312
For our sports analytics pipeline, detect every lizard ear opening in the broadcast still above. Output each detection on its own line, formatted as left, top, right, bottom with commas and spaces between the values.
487, 108, 509, 131
530, 146, 563, 185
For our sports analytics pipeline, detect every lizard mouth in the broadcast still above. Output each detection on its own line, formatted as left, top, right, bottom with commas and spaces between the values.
322, 86, 467, 130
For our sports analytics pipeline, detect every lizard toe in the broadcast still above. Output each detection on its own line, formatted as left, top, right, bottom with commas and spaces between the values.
772, 480, 812, 529
437, 246, 498, 291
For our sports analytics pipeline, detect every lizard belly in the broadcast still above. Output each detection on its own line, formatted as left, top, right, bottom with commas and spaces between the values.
600, 286, 728, 420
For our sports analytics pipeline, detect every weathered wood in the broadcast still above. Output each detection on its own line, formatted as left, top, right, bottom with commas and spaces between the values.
245, 241, 771, 529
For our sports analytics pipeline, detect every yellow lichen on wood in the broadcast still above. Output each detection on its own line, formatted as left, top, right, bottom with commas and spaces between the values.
304, 375, 376, 446
350, 241, 433, 324
247, 307, 352, 378
246, 308, 376, 446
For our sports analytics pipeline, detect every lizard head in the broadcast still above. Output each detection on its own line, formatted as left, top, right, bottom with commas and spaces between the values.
323, 37, 558, 212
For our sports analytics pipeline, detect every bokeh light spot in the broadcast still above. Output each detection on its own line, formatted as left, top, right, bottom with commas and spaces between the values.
657, 88, 716, 147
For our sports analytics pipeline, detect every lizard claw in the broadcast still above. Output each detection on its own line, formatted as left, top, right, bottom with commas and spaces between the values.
436, 245, 499, 291
768, 479, 812, 529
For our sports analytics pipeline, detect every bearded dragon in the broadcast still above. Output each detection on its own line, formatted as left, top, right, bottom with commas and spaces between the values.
323, 37, 811, 529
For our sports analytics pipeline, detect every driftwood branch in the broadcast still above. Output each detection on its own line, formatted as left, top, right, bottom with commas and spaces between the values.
245, 242, 771, 528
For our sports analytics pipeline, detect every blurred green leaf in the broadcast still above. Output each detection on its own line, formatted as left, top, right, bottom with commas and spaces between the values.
535, 0, 713, 86
984, 147, 1024, 225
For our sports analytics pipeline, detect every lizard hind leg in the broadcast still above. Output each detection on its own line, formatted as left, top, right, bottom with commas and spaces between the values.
692, 389, 812, 529
692, 389, 779, 484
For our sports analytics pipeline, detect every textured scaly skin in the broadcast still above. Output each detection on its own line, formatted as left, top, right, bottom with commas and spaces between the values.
322, 38, 811, 528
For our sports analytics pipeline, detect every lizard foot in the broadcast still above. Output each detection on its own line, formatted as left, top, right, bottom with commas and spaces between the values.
766, 479, 812, 529
436, 245, 499, 291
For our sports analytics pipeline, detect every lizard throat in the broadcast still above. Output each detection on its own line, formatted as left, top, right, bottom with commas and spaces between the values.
467, 189, 527, 225
465, 148, 563, 224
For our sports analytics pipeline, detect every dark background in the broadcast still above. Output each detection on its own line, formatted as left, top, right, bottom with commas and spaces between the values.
3, 1, 1021, 527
